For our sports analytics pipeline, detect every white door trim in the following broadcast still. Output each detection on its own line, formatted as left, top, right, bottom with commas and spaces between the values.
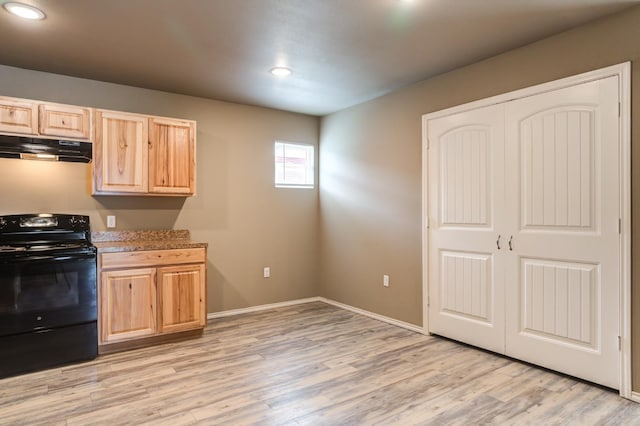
421, 62, 631, 399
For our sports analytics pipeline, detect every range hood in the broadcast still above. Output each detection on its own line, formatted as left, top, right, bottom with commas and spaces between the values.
0, 134, 92, 163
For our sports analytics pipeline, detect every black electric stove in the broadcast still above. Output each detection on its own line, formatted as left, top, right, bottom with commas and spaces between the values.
0, 214, 98, 378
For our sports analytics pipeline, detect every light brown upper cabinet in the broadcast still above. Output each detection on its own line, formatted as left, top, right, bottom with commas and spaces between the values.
149, 117, 196, 195
93, 110, 149, 194
93, 110, 196, 196
39, 103, 92, 140
0, 98, 38, 135
0, 97, 91, 140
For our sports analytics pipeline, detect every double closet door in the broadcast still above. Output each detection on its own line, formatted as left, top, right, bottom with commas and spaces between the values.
426, 76, 620, 389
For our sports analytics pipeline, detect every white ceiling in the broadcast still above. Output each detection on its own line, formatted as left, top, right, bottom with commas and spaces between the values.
0, 0, 638, 116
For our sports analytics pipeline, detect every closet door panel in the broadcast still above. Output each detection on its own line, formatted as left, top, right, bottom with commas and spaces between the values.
440, 128, 490, 226
520, 109, 596, 230
427, 103, 506, 354
504, 76, 620, 389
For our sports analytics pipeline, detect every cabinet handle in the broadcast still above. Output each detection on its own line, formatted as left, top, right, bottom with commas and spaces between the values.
496, 235, 501, 250
508, 236, 513, 251
129, 283, 132, 289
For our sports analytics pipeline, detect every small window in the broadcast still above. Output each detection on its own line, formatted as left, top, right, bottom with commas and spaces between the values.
274, 141, 314, 188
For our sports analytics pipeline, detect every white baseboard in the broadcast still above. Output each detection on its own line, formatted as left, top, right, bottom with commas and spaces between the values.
317, 297, 425, 334
207, 296, 425, 335
631, 391, 640, 403
206, 297, 322, 319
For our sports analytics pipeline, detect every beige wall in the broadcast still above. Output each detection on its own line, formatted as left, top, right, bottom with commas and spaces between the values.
3, 4, 640, 389
0, 64, 320, 313
318, 6, 640, 387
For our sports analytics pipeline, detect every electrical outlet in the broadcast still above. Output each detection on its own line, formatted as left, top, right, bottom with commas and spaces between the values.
107, 215, 116, 228
263, 267, 271, 278
383, 274, 390, 287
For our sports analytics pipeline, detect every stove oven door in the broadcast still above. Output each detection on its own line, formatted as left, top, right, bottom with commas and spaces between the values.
0, 252, 97, 337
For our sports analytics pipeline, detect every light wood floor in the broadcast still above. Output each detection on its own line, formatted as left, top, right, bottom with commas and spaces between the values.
2, 301, 640, 425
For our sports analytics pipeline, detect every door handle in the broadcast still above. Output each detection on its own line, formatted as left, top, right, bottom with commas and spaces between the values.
496, 235, 501, 250
508, 236, 513, 251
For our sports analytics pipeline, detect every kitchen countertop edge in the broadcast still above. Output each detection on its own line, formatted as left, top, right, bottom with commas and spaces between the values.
92, 230, 207, 253
94, 240, 208, 253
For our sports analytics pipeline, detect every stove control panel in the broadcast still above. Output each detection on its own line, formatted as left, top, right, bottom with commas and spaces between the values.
20, 216, 59, 228
0, 214, 90, 233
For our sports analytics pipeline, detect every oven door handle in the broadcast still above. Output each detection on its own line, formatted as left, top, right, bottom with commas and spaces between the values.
1, 253, 96, 264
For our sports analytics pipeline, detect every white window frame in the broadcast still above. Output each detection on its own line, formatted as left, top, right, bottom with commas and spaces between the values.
274, 141, 315, 189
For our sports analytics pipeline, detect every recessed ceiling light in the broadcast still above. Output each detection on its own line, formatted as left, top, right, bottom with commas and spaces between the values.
270, 67, 292, 77
3, 2, 46, 20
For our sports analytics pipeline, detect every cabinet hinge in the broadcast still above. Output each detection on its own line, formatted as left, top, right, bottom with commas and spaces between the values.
618, 102, 621, 117
618, 218, 622, 234
426, 294, 430, 307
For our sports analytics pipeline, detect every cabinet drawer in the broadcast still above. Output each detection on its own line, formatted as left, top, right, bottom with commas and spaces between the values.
0, 98, 38, 135
39, 103, 92, 139
101, 248, 206, 269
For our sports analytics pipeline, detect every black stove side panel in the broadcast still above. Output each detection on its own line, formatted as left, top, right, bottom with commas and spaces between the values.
0, 322, 97, 378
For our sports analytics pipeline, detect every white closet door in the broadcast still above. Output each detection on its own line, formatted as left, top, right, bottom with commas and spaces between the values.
504, 76, 620, 388
427, 103, 507, 353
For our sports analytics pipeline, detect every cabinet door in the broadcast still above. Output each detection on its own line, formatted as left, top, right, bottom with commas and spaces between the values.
149, 117, 196, 195
100, 268, 157, 343
0, 98, 38, 135
39, 103, 91, 140
157, 264, 205, 334
94, 110, 148, 194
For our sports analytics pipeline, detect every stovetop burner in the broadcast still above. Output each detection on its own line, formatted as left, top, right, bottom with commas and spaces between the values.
0, 214, 95, 260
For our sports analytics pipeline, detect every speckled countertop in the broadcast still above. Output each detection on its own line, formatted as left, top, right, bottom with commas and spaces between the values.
92, 230, 207, 253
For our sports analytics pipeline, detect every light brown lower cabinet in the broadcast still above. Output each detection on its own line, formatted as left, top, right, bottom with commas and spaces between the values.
158, 264, 206, 334
101, 268, 157, 342
99, 248, 206, 349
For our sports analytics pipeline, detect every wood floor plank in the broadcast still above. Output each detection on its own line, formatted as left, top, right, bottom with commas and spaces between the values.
1, 301, 640, 425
